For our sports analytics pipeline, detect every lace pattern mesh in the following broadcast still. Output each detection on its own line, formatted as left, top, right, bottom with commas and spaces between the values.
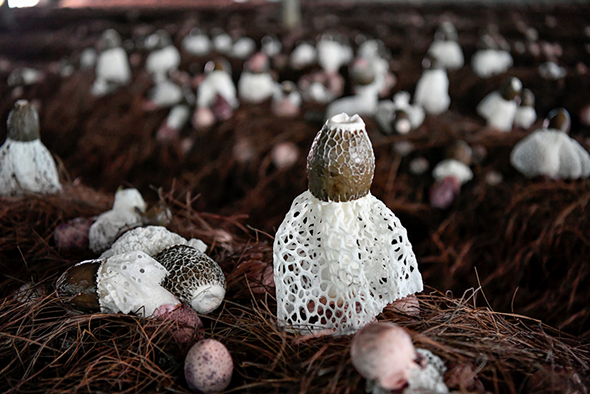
273, 190, 423, 334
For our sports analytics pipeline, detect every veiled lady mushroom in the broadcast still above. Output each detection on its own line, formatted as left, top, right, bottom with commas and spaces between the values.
0, 100, 61, 196
510, 108, 590, 179
514, 88, 537, 129
273, 113, 423, 334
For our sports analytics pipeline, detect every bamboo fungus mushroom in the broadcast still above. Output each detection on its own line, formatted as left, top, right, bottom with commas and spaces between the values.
273, 113, 423, 334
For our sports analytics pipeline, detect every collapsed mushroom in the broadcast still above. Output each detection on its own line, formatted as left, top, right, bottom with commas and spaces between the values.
0, 100, 62, 196
58, 227, 226, 315
510, 108, 590, 179
273, 113, 423, 334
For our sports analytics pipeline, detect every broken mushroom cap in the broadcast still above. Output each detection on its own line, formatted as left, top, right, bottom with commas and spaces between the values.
350, 322, 419, 391
185, 339, 233, 393
307, 113, 375, 202
7, 100, 40, 142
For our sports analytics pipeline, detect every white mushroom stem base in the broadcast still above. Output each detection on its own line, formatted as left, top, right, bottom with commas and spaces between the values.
274, 190, 423, 334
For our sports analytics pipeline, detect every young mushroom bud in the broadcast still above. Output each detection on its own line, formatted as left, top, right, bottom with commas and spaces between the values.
307, 113, 375, 202
511, 108, 590, 179
350, 322, 420, 392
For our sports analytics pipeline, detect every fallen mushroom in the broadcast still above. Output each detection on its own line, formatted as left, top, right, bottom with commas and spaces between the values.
273, 113, 423, 334
58, 242, 225, 315
0, 100, 62, 196
184, 339, 233, 393
350, 322, 420, 393
510, 108, 590, 179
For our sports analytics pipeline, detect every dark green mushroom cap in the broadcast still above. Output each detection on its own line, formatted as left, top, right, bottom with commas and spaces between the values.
56, 259, 102, 311
307, 113, 375, 202
7, 100, 40, 142
445, 140, 473, 166
544, 108, 571, 133
435, 21, 458, 42
499, 77, 523, 101
155, 245, 226, 314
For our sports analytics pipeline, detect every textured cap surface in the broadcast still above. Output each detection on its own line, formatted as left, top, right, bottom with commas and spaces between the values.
307, 113, 374, 202
155, 245, 226, 314
7, 100, 40, 142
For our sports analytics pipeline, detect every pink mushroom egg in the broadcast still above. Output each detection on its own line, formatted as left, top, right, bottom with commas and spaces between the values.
185, 339, 233, 393
350, 322, 419, 391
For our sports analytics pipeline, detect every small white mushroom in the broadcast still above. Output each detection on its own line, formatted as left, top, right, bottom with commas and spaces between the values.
289, 41, 317, 70
514, 88, 537, 129
432, 159, 473, 185
238, 52, 276, 104
185, 339, 233, 393
427, 21, 464, 70
145, 31, 181, 83
197, 59, 238, 110
350, 322, 420, 393
414, 54, 450, 115
91, 29, 131, 97
88, 188, 147, 254
0, 100, 61, 196
231, 37, 256, 60
476, 76, 522, 132
511, 108, 590, 179
181, 29, 212, 57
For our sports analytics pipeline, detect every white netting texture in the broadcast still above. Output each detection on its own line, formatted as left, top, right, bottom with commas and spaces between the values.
273, 191, 423, 334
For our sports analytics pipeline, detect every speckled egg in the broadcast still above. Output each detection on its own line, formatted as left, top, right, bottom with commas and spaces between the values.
184, 339, 233, 393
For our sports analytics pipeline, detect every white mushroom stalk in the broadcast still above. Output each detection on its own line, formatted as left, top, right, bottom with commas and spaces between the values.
0, 100, 62, 196
273, 113, 423, 334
